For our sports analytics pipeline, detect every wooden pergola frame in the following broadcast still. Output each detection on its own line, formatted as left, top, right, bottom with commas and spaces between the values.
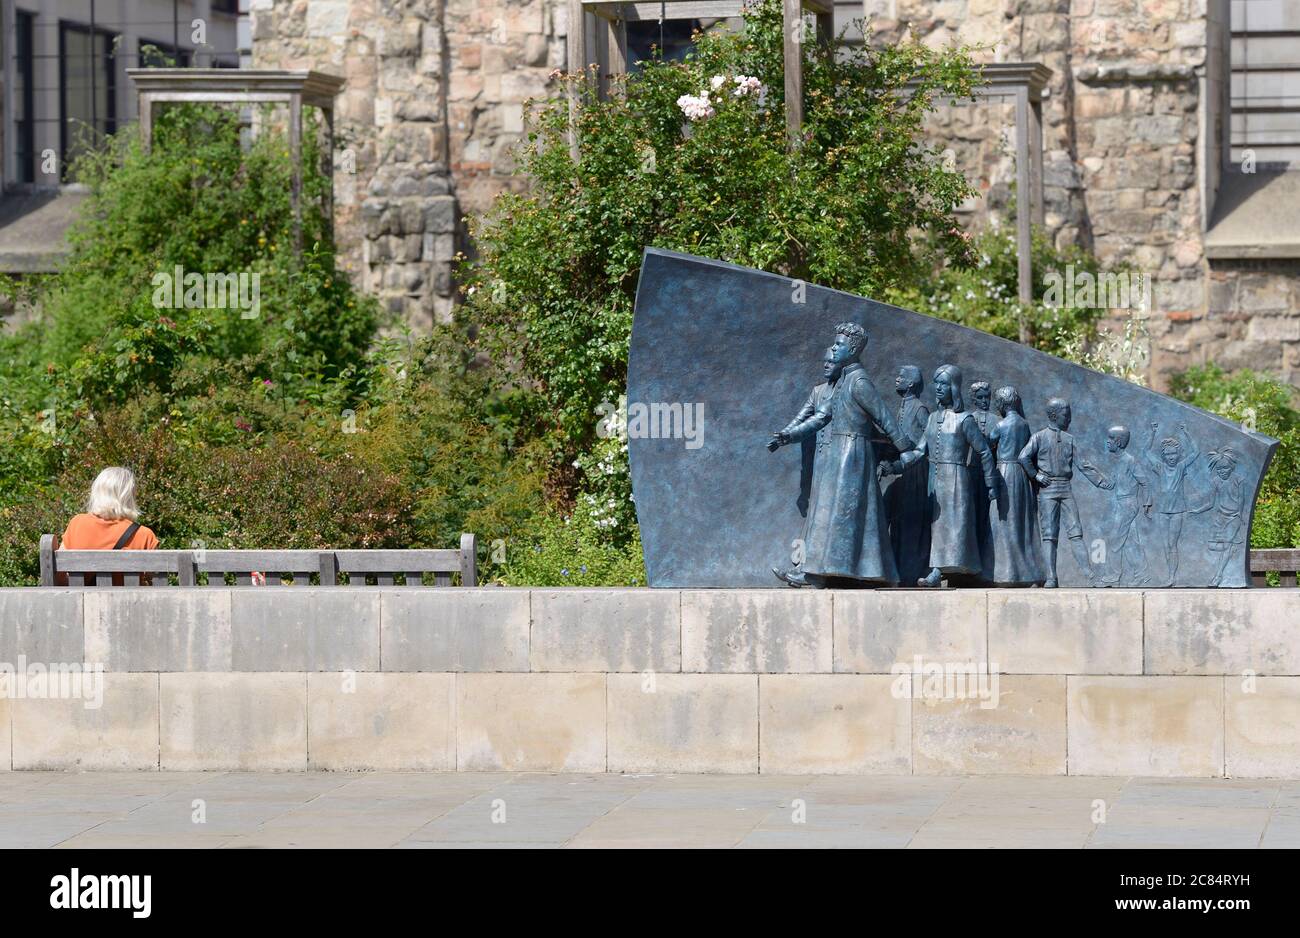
951, 62, 1052, 315
127, 69, 345, 251
566, 6, 1051, 319
568, 0, 833, 145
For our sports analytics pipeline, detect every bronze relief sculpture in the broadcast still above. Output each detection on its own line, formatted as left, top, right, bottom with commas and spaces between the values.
880, 364, 997, 588
885, 366, 932, 585
767, 324, 913, 587
985, 386, 1047, 586
628, 248, 1278, 589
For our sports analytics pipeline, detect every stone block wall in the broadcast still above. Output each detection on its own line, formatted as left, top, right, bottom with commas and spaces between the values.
4, 586, 1300, 776
866, 0, 1299, 389
250, 0, 565, 328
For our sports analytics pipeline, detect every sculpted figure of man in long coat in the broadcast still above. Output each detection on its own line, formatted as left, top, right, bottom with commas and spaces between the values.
766, 323, 912, 587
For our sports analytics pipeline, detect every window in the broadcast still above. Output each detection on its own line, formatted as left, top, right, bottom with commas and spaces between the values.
59, 22, 118, 174
14, 10, 36, 183
138, 38, 192, 68
625, 19, 708, 68
1231, 0, 1300, 167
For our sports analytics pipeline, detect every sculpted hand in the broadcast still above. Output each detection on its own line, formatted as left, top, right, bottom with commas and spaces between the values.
1036, 472, 1050, 486
987, 487, 998, 502
766, 431, 788, 452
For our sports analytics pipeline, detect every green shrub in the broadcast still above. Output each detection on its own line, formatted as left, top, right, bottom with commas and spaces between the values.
885, 226, 1115, 359
0, 412, 419, 585
499, 499, 646, 587
1168, 364, 1300, 549
461, 0, 982, 472
2, 103, 378, 415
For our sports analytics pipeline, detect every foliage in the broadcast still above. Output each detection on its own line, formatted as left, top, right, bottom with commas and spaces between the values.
499, 498, 646, 587
1168, 364, 1300, 549
460, 0, 983, 480
0, 102, 403, 583
885, 226, 1118, 360
0, 414, 419, 585
4, 103, 377, 414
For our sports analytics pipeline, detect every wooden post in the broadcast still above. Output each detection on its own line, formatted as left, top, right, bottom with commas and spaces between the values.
783, 0, 803, 148
319, 551, 339, 587
460, 533, 478, 587
1029, 96, 1046, 226
322, 104, 335, 236
39, 534, 56, 586
139, 94, 154, 154
1014, 85, 1033, 337
289, 92, 303, 253
567, 0, 584, 160
176, 551, 196, 587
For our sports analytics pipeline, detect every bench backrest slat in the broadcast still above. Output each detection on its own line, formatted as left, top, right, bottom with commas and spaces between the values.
1249, 550, 1299, 587
39, 535, 477, 588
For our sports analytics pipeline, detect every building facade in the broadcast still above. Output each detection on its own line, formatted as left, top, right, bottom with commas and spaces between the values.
0, 0, 242, 272
2, 0, 242, 187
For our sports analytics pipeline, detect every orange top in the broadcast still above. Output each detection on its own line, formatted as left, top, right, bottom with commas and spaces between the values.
60, 513, 159, 551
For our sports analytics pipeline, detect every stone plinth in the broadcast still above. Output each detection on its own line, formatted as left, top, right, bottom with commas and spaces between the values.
2, 587, 1296, 776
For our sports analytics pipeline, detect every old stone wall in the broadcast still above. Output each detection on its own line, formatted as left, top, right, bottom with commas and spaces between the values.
250, 0, 564, 327
867, 0, 1299, 389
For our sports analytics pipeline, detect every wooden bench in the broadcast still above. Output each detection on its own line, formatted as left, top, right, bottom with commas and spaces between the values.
38, 534, 477, 587
1250, 548, 1300, 587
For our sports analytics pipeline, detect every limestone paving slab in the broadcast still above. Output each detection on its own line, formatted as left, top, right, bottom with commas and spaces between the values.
84, 590, 232, 672
160, 672, 308, 771
759, 674, 910, 774
381, 589, 530, 672
912, 674, 1067, 775
607, 673, 758, 773
1225, 676, 1300, 778
231, 589, 380, 671
987, 590, 1142, 674
834, 590, 986, 674
0, 590, 83, 665
456, 673, 606, 772
1067, 675, 1225, 777
11, 672, 159, 770
306, 672, 455, 771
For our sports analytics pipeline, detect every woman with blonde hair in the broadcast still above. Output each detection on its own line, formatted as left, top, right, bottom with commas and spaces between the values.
60, 467, 159, 551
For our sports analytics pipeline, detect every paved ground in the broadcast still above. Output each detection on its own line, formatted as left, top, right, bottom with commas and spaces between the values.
1, 773, 1297, 848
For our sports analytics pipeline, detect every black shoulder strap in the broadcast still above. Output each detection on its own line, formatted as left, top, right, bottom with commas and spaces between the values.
112, 522, 141, 550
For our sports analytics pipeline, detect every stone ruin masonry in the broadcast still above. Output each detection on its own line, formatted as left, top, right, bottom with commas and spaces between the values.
251, 0, 566, 328
251, 0, 1300, 390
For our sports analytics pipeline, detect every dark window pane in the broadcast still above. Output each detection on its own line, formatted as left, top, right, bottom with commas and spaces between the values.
15, 11, 36, 182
